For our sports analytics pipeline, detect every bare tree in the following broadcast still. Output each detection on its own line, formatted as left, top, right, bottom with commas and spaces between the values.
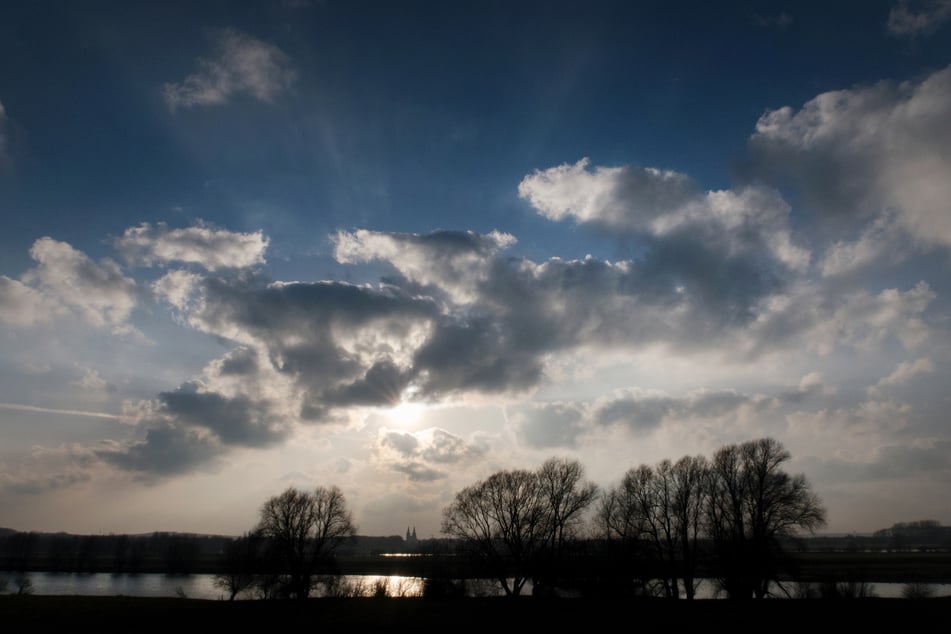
255, 485, 357, 599
707, 438, 826, 599
537, 457, 599, 554
214, 532, 261, 601
442, 459, 597, 597
598, 456, 707, 599
442, 469, 547, 596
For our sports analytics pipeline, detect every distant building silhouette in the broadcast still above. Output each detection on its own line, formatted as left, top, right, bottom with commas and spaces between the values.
405, 526, 418, 549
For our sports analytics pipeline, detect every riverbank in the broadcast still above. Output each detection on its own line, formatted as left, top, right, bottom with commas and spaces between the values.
2, 596, 949, 631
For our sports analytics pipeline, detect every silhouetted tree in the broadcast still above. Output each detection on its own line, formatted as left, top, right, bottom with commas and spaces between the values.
442, 469, 546, 596
255, 485, 357, 599
215, 532, 261, 600
706, 438, 826, 599
598, 455, 708, 599
441, 459, 598, 596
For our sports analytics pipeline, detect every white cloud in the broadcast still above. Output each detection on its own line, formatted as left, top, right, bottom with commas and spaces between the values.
518, 158, 809, 272
819, 212, 908, 277
867, 357, 934, 398
12, 238, 138, 329
752, 65, 951, 250
887, 0, 951, 37
116, 222, 268, 271
0, 275, 58, 326
162, 28, 296, 110
152, 269, 203, 310
334, 229, 515, 303
746, 281, 935, 356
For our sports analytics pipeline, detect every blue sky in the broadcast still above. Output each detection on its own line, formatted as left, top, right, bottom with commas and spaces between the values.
1, 0, 951, 536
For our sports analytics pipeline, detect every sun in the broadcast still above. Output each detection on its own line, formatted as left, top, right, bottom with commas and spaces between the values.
388, 400, 426, 427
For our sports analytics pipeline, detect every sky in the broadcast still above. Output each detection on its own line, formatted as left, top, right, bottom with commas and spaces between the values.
1, 0, 951, 538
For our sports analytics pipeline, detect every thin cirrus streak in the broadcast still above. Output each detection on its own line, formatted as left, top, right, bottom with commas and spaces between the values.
0, 402, 120, 419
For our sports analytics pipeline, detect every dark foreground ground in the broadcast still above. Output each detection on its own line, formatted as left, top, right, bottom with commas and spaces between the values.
1, 596, 947, 632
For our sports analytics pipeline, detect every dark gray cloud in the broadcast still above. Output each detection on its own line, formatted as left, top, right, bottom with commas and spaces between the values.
192, 276, 439, 413
158, 382, 287, 448
98, 425, 222, 476
216, 347, 259, 376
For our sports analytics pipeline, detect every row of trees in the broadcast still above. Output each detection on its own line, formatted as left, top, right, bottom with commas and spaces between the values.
442, 438, 827, 599
229, 437, 823, 600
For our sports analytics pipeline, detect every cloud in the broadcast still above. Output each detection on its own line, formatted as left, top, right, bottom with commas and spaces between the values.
335, 229, 516, 304
518, 158, 699, 232
376, 427, 483, 483
152, 269, 203, 310
742, 281, 935, 356
116, 222, 268, 271
98, 425, 223, 477
512, 376, 827, 448
887, 0, 951, 37
512, 402, 587, 449
0, 470, 92, 495
162, 28, 296, 110
0, 275, 57, 326
518, 158, 809, 274
819, 212, 909, 277
867, 357, 934, 399
751, 65, 951, 250
4, 238, 138, 329
184, 276, 438, 417
157, 381, 288, 447
806, 440, 951, 483
391, 462, 447, 483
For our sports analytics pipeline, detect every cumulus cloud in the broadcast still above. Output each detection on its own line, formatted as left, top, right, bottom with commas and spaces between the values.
887, 0, 951, 37
751, 65, 951, 249
819, 212, 909, 277
162, 28, 296, 110
116, 222, 268, 271
0, 238, 138, 329
335, 229, 516, 304
518, 158, 809, 273
152, 269, 203, 310
98, 425, 223, 477
743, 281, 935, 356
0, 275, 57, 326
377, 427, 484, 483
867, 357, 934, 399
